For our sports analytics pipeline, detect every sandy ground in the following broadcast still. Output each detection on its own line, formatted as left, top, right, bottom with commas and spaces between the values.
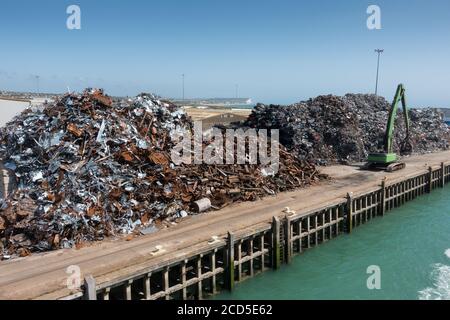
184, 107, 251, 121
0, 150, 448, 299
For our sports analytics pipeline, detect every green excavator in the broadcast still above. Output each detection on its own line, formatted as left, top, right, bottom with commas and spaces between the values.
366, 84, 413, 172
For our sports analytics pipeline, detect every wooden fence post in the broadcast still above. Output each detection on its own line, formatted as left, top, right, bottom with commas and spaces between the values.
272, 217, 281, 269
226, 232, 235, 291
83, 275, 97, 300
346, 193, 353, 233
380, 179, 386, 216
428, 167, 433, 193
285, 216, 292, 264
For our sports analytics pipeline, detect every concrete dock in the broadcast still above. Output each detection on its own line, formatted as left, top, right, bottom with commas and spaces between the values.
0, 151, 449, 300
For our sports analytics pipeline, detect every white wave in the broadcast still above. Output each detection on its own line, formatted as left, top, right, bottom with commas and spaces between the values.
418, 263, 450, 300
445, 249, 450, 259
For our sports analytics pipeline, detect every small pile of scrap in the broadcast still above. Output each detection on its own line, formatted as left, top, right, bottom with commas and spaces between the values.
246, 94, 450, 165
0, 89, 322, 258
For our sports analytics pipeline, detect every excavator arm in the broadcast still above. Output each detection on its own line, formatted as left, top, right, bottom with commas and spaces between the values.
384, 84, 411, 155
367, 83, 412, 171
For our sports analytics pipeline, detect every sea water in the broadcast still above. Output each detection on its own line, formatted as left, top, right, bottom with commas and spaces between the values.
215, 186, 450, 300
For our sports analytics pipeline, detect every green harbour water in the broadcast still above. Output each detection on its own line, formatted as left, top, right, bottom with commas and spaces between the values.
214, 185, 450, 300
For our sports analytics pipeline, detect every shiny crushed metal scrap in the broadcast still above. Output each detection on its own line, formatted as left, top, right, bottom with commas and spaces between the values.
0, 89, 322, 259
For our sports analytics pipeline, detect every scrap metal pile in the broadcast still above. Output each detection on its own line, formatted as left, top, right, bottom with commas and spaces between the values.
246, 94, 450, 165
0, 89, 321, 258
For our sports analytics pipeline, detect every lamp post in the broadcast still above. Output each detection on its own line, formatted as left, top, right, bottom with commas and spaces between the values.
374, 49, 384, 96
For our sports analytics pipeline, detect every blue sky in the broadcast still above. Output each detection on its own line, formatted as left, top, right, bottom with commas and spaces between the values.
0, 0, 449, 106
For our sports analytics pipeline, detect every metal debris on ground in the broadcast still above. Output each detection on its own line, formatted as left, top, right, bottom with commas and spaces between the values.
0, 89, 322, 259
246, 94, 450, 165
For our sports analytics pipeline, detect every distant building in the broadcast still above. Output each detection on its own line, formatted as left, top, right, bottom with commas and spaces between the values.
0, 98, 31, 127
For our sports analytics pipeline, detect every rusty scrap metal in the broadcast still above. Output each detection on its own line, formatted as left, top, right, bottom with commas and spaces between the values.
0, 89, 323, 259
